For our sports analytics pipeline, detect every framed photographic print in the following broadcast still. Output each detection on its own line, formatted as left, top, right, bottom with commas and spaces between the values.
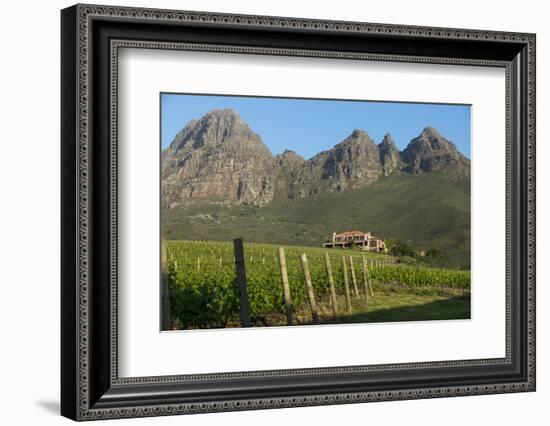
61, 4, 536, 421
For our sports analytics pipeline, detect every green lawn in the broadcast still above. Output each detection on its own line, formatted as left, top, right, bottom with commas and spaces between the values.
333, 293, 470, 324
230, 289, 470, 328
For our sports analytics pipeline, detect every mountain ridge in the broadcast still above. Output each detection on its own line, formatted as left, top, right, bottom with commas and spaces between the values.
161, 108, 470, 209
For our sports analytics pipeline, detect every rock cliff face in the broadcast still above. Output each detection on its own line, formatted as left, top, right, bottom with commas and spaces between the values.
288, 129, 382, 198
161, 109, 470, 208
161, 109, 276, 208
401, 127, 470, 175
378, 133, 402, 176
275, 150, 305, 171
323, 130, 383, 188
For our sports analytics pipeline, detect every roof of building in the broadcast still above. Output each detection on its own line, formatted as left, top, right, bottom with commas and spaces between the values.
335, 230, 368, 237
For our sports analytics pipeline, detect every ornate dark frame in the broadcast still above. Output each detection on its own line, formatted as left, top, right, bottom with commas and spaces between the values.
61, 3, 536, 421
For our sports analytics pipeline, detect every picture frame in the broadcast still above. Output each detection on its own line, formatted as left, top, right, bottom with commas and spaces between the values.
61, 3, 536, 421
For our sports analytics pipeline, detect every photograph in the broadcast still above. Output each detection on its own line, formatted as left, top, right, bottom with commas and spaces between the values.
0, 5, 541, 426
58, 3, 536, 420
160, 94, 472, 330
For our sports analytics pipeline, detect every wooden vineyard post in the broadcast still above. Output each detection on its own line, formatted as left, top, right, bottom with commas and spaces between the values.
160, 239, 171, 330
362, 255, 374, 298
341, 256, 352, 314
349, 256, 359, 299
277, 247, 293, 326
233, 239, 251, 327
324, 253, 339, 319
300, 254, 319, 324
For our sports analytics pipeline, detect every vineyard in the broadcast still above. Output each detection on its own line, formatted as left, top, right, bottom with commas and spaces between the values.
165, 240, 470, 329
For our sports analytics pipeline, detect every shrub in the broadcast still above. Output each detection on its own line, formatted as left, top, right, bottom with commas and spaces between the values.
390, 240, 417, 257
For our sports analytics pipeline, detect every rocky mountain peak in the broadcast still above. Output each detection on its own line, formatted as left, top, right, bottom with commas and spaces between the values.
279, 149, 302, 159
162, 110, 470, 208
378, 133, 401, 176
401, 127, 469, 174
276, 150, 305, 171
344, 129, 376, 145
380, 132, 394, 145
378, 133, 397, 152
320, 129, 382, 190
417, 126, 450, 149
421, 126, 441, 136
161, 109, 276, 208
200, 108, 243, 129
168, 108, 260, 153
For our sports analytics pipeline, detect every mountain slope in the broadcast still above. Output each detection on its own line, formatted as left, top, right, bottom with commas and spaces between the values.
162, 170, 470, 267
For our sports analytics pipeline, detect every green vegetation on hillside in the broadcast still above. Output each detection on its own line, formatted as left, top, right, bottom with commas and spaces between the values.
162, 171, 470, 269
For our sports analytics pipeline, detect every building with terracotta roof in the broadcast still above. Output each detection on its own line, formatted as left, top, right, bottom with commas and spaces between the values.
323, 230, 387, 252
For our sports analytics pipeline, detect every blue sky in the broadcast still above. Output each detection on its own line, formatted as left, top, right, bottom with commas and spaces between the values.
161, 93, 471, 159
